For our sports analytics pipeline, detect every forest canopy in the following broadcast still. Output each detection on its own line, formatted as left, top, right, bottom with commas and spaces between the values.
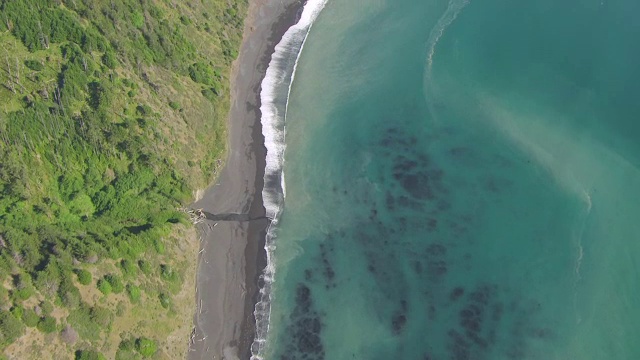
0, 0, 246, 357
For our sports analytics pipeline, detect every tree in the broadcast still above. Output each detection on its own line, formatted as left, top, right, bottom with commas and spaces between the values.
135, 337, 157, 358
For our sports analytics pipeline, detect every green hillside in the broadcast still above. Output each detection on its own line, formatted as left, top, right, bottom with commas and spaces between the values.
0, 0, 246, 358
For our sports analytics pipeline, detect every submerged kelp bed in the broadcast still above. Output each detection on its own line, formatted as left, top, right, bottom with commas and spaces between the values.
262, 0, 640, 359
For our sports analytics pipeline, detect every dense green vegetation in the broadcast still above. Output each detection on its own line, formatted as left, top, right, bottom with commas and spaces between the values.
0, 0, 247, 357
75, 349, 106, 360
115, 336, 158, 359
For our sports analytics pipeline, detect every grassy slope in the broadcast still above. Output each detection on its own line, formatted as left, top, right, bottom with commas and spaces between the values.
0, 0, 246, 358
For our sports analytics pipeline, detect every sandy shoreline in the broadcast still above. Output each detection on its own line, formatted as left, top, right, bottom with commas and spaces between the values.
188, 1, 303, 359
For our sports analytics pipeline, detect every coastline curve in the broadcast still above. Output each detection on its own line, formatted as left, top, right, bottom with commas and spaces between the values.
253, 0, 329, 358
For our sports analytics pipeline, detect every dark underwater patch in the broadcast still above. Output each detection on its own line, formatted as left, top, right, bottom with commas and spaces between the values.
279, 284, 325, 360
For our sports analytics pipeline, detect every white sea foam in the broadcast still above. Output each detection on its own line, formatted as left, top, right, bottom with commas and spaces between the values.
425, 0, 470, 79
571, 188, 592, 324
423, 0, 470, 121
252, 0, 329, 358
574, 189, 591, 279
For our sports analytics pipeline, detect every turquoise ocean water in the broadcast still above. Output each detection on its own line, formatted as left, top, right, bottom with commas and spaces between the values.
255, 0, 640, 359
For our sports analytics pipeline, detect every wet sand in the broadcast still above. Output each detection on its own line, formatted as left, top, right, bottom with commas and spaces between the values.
188, 0, 304, 359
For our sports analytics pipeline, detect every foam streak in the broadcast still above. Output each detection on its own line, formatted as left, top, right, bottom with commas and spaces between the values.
425, 0, 470, 78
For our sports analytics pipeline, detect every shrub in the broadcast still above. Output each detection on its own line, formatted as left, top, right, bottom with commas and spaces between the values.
69, 193, 96, 217
179, 15, 191, 26
119, 338, 135, 351
153, 238, 164, 254
40, 301, 54, 315
67, 303, 101, 341
138, 260, 152, 275
115, 347, 137, 360
135, 337, 157, 358
89, 306, 112, 327
160, 264, 173, 280
188, 62, 215, 85
104, 274, 124, 293
75, 350, 106, 360
135, 104, 152, 116
10, 306, 23, 319
87, 81, 111, 112
158, 293, 170, 309
120, 259, 137, 278
24, 60, 44, 71
84, 251, 99, 264
34, 262, 62, 296
60, 325, 79, 344
102, 51, 117, 69
13, 274, 35, 301
0, 285, 8, 305
168, 101, 181, 110
201, 88, 217, 101
15, 287, 33, 301
37, 315, 57, 333
21, 309, 39, 327
126, 284, 141, 303
59, 276, 82, 308
115, 301, 126, 317
75, 269, 92, 285
97, 279, 112, 295
131, 12, 144, 28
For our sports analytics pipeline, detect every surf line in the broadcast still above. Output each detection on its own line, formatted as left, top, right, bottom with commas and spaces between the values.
425, 0, 470, 77
423, 0, 471, 123
574, 189, 592, 280
572, 188, 592, 325
252, 0, 330, 359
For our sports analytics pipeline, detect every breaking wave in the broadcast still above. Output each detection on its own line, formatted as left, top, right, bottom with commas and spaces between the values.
252, 0, 329, 358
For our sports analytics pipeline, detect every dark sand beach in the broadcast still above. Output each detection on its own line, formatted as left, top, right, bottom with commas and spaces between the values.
188, 0, 303, 359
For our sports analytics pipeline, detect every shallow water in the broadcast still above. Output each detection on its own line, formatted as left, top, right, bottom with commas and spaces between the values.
261, 0, 640, 359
